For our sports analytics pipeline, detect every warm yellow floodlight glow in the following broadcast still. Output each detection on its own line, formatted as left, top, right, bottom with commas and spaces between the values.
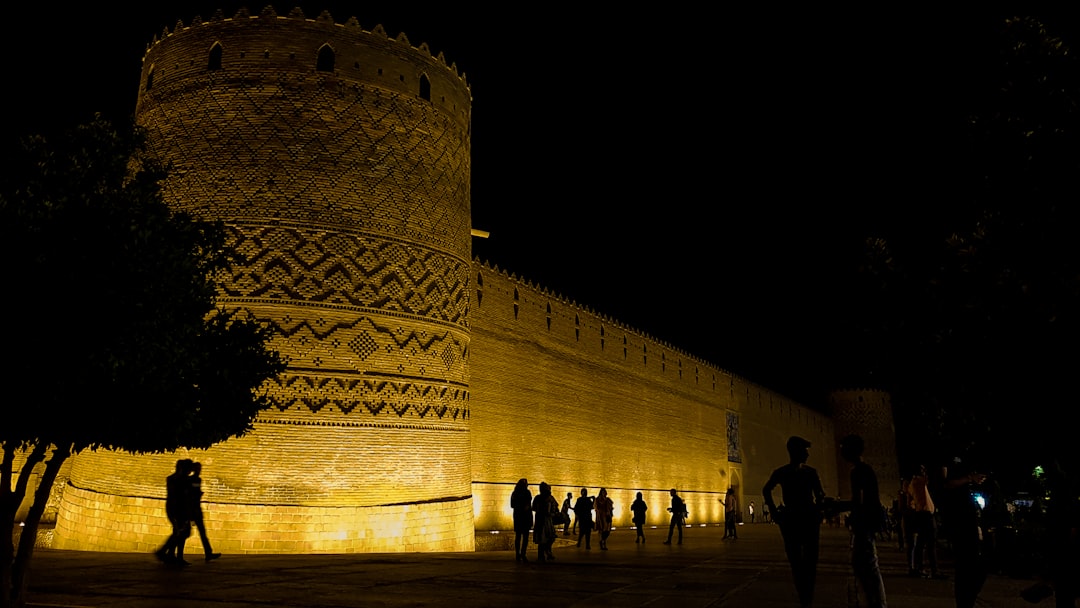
471, 229, 490, 238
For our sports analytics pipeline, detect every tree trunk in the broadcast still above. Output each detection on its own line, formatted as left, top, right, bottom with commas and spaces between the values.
0, 443, 49, 608
8, 444, 70, 608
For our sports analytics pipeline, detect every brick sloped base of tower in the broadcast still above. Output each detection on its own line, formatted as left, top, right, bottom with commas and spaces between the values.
49, 425, 476, 554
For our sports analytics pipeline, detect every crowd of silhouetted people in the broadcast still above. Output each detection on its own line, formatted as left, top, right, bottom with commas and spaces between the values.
508, 436, 1079, 608
508, 480, 698, 562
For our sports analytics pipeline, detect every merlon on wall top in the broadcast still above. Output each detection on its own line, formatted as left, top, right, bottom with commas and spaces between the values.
145, 5, 468, 85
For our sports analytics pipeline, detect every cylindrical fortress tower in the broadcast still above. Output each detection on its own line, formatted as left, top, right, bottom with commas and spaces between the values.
828, 388, 900, 505
52, 6, 474, 553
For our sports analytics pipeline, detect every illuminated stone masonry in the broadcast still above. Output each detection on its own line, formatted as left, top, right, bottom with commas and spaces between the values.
52, 6, 476, 553
35, 7, 895, 554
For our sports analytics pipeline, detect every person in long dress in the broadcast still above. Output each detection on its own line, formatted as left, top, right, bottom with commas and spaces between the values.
594, 488, 614, 550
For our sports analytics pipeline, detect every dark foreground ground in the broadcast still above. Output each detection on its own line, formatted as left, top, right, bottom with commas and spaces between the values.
27, 523, 1048, 607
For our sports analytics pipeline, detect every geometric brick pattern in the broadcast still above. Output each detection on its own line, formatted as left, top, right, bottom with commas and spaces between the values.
262, 372, 470, 422
143, 72, 471, 257
221, 224, 470, 324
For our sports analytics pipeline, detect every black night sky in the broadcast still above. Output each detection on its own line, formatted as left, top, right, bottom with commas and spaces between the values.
5, 3, 1079, 427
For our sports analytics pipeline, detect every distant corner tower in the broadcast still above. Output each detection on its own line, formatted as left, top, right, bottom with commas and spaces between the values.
828, 388, 900, 502
52, 6, 476, 553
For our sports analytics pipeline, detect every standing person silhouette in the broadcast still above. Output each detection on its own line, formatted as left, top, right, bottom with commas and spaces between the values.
906, 463, 943, 578
594, 488, 614, 550
155, 458, 194, 566
839, 434, 888, 608
631, 491, 649, 544
663, 488, 687, 545
561, 491, 574, 536
573, 488, 595, 550
510, 478, 533, 562
531, 482, 558, 563
188, 462, 221, 562
940, 453, 989, 608
763, 436, 827, 608
721, 488, 739, 539
748, 500, 756, 524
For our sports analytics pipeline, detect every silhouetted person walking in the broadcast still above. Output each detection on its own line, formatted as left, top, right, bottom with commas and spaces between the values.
839, 434, 887, 608
155, 458, 193, 566
594, 488, 614, 550
532, 482, 558, 563
663, 488, 687, 545
511, 478, 532, 562
188, 462, 221, 562
631, 491, 648, 543
574, 488, 595, 549
763, 436, 827, 608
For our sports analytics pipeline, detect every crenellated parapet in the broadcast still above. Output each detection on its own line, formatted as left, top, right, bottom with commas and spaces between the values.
472, 259, 732, 377
140, 5, 470, 122
467, 258, 841, 532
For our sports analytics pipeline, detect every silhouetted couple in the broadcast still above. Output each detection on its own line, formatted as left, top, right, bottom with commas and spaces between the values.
155, 458, 221, 565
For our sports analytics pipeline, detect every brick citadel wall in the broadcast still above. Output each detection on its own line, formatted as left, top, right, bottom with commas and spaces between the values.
29, 7, 889, 553
468, 266, 842, 532
37, 260, 845, 553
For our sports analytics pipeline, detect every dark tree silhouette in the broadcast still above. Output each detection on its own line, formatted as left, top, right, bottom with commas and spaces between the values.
0, 116, 285, 608
858, 16, 1080, 485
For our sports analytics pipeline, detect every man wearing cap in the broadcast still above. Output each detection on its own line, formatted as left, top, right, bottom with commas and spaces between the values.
763, 436, 827, 608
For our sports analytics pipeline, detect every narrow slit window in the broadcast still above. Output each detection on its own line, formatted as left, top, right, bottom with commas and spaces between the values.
316, 44, 335, 72
208, 43, 223, 70
419, 74, 431, 100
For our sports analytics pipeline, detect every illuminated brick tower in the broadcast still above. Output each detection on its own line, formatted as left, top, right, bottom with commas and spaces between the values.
829, 388, 901, 504
52, 6, 474, 552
